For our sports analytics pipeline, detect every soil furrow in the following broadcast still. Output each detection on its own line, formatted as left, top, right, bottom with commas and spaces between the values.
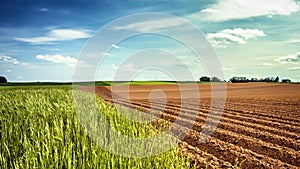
130, 100, 300, 141
90, 83, 300, 168
183, 130, 298, 169
176, 99, 300, 124
138, 98, 300, 131
179, 141, 233, 168
113, 100, 300, 167
148, 99, 300, 128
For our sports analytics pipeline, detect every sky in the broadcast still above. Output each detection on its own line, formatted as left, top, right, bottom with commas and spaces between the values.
0, 0, 300, 82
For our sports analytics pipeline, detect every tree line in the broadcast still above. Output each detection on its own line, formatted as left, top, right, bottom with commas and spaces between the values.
199, 76, 291, 83
0, 76, 7, 83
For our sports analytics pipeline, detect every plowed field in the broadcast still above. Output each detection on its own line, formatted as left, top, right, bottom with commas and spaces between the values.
82, 83, 300, 168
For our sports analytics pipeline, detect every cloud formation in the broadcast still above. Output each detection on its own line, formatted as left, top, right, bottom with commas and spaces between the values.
275, 52, 300, 64
258, 63, 273, 66
102, 52, 110, 56
112, 44, 120, 49
114, 17, 186, 32
36, 54, 90, 67
223, 67, 236, 71
15, 29, 91, 44
199, 0, 300, 21
206, 28, 265, 47
39, 8, 49, 12
288, 67, 300, 71
0, 55, 20, 64
112, 64, 119, 70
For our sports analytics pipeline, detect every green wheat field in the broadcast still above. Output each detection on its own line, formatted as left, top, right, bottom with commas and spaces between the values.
0, 86, 194, 168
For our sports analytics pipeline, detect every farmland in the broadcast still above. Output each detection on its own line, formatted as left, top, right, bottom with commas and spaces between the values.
1, 83, 299, 168
86, 83, 300, 168
0, 86, 193, 168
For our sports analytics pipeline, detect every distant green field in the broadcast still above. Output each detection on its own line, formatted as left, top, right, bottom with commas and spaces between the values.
0, 82, 72, 86
0, 86, 193, 168
109, 81, 178, 86
1, 81, 181, 87
79, 81, 180, 86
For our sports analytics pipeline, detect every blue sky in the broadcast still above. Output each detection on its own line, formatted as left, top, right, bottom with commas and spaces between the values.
0, 0, 300, 82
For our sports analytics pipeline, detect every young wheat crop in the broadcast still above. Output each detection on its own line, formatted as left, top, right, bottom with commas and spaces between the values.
0, 86, 193, 168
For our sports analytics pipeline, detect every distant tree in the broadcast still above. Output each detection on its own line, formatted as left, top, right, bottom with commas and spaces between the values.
200, 76, 210, 82
282, 79, 291, 83
211, 76, 221, 82
0, 76, 7, 83
274, 76, 279, 83
230, 77, 247, 83
264, 77, 271, 82
250, 78, 258, 82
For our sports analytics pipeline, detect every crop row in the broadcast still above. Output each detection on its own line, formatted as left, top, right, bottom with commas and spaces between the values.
0, 87, 193, 169
111, 98, 300, 168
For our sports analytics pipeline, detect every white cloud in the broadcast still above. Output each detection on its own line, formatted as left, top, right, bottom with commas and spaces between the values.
112, 64, 119, 70
36, 54, 90, 67
206, 28, 265, 47
6, 69, 12, 73
114, 17, 186, 32
198, 0, 300, 21
21, 63, 30, 66
112, 44, 120, 49
288, 67, 300, 71
0, 55, 20, 64
102, 52, 110, 56
284, 39, 300, 44
39, 8, 49, 12
0, 55, 33, 68
275, 52, 300, 64
258, 63, 273, 66
17, 76, 24, 79
15, 29, 91, 44
223, 67, 236, 71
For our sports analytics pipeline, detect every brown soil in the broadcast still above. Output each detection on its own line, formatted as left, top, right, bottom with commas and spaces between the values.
80, 83, 300, 168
